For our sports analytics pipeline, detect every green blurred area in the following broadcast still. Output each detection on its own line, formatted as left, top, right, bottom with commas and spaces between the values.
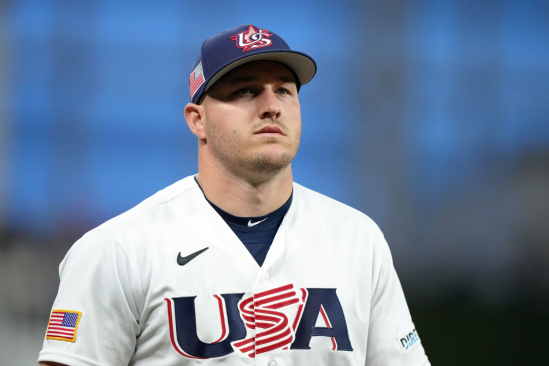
409, 294, 548, 365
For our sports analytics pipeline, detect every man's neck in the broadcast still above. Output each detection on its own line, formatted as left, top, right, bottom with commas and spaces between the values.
196, 160, 293, 217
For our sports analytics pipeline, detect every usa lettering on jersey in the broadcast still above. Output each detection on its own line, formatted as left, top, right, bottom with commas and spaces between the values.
164, 284, 353, 359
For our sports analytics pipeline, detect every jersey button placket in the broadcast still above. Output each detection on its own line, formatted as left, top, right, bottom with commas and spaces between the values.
268, 361, 276, 366
263, 271, 270, 280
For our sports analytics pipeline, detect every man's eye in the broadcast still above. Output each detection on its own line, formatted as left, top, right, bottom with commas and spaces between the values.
277, 87, 290, 95
236, 87, 251, 95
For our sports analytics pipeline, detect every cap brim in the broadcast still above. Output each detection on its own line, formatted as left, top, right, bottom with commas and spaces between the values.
204, 50, 317, 91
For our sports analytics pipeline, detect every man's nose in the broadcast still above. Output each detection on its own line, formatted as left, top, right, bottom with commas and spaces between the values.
258, 89, 281, 119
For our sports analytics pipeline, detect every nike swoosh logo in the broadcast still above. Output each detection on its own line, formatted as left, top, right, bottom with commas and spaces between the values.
177, 247, 209, 266
248, 217, 268, 227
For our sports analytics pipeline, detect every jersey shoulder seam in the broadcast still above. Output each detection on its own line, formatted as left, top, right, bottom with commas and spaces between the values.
293, 182, 381, 229
88, 228, 144, 319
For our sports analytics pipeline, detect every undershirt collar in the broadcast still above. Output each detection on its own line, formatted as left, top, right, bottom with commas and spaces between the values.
193, 176, 293, 228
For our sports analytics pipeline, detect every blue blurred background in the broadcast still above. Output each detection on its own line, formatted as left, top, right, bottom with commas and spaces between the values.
1, 0, 548, 364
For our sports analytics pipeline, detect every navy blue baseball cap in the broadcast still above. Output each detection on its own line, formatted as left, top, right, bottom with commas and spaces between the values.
189, 24, 317, 104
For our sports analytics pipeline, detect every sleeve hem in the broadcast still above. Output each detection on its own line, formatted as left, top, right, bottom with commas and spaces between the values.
38, 350, 101, 366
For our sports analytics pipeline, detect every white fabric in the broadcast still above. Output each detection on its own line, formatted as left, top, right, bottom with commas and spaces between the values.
39, 175, 430, 366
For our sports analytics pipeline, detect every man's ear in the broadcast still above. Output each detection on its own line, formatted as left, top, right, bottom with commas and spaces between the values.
184, 102, 207, 140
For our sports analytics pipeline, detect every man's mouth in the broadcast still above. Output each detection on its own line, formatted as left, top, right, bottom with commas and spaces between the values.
254, 125, 285, 135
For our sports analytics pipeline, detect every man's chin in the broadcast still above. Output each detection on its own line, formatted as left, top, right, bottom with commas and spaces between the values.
242, 152, 295, 174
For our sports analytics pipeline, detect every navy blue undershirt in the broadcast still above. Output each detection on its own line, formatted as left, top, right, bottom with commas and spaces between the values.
194, 176, 292, 266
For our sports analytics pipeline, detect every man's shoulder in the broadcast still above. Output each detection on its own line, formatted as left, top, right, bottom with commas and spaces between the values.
94, 175, 200, 234
292, 182, 380, 231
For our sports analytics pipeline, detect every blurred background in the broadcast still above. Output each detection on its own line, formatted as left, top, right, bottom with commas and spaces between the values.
0, 0, 548, 364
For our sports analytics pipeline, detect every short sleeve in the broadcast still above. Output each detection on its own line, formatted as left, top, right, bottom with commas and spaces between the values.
365, 230, 430, 366
38, 230, 141, 366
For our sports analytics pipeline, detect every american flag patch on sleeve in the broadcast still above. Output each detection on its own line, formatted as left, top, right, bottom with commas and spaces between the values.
46, 309, 82, 342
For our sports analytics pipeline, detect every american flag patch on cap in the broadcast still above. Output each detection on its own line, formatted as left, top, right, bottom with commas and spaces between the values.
190, 61, 205, 99
46, 309, 82, 342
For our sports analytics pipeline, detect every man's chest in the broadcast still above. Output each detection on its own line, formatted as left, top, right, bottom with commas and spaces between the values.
130, 227, 374, 365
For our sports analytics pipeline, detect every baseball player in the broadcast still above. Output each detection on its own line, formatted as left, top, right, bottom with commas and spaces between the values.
39, 24, 430, 366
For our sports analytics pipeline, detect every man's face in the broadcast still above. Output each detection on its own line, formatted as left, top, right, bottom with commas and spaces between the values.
200, 61, 302, 178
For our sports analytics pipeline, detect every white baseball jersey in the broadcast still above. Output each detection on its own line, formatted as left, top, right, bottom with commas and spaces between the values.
39, 175, 430, 366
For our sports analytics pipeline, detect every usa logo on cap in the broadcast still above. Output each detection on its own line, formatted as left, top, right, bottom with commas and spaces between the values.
231, 25, 273, 52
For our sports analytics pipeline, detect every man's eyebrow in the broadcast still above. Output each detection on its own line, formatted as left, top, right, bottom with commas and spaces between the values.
279, 75, 297, 84
226, 76, 256, 85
